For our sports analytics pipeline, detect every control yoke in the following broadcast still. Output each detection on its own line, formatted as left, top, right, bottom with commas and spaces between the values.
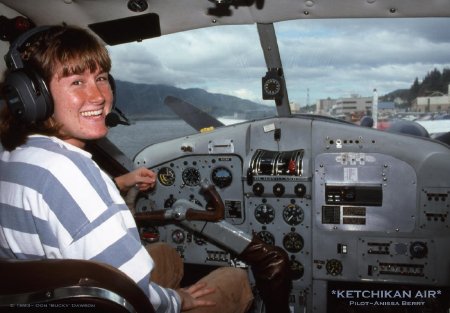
133, 180, 291, 313
134, 180, 225, 225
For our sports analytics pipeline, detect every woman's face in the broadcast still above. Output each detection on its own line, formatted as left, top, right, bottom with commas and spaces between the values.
49, 66, 113, 148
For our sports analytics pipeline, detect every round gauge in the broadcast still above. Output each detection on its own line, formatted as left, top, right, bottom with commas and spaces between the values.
290, 260, 304, 280
254, 203, 275, 224
325, 259, 343, 276
257, 230, 275, 245
158, 167, 176, 186
283, 232, 304, 253
182, 167, 201, 186
283, 204, 304, 226
211, 167, 233, 188
264, 78, 282, 96
164, 195, 177, 208
171, 229, 185, 244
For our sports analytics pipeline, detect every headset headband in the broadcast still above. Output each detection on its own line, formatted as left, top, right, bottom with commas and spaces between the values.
4, 25, 52, 70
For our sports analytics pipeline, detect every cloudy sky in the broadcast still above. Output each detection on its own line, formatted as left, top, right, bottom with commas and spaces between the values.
108, 17, 450, 107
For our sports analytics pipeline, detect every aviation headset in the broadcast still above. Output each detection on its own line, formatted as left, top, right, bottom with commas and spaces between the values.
2, 25, 116, 124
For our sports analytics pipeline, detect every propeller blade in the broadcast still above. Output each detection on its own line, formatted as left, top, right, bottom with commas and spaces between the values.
164, 96, 224, 131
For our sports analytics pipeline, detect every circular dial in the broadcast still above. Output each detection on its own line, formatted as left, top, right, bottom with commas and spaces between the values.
257, 230, 275, 245
283, 204, 304, 226
254, 203, 275, 224
182, 167, 201, 186
326, 259, 343, 276
164, 195, 177, 208
211, 167, 233, 188
171, 229, 185, 244
283, 232, 304, 253
264, 78, 282, 96
158, 167, 176, 186
290, 260, 304, 280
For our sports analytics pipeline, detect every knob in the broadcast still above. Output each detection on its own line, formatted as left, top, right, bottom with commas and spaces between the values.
253, 183, 264, 196
273, 183, 285, 197
294, 183, 306, 197
409, 241, 428, 259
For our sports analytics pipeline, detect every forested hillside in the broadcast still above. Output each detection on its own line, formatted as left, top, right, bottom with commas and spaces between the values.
114, 80, 275, 119
382, 68, 450, 106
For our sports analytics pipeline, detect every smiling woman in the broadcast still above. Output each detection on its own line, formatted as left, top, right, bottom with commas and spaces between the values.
0, 25, 113, 150
49, 68, 113, 148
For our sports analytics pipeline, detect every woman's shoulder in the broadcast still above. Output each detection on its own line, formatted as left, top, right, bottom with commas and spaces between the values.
14, 136, 100, 182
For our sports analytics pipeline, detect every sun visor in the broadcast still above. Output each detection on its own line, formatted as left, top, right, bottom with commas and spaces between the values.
88, 13, 161, 45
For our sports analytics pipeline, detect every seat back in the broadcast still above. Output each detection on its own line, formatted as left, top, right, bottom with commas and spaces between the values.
0, 258, 155, 313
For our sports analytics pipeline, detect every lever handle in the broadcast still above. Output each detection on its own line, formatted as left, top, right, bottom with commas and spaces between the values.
134, 181, 224, 225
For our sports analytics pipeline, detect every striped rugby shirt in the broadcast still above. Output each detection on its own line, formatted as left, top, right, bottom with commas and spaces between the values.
0, 135, 181, 313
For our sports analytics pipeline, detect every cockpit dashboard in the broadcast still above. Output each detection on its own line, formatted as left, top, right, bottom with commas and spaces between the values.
134, 116, 450, 312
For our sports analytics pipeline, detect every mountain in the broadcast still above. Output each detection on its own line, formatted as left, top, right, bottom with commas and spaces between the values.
380, 89, 409, 102
114, 80, 275, 120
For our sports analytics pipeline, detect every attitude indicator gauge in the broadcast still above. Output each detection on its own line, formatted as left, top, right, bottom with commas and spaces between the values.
211, 167, 233, 188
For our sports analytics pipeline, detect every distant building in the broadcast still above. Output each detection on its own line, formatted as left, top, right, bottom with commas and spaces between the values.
317, 96, 395, 121
330, 96, 372, 121
316, 98, 336, 115
412, 92, 450, 113
411, 84, 450, 113
378, 101, 396, 115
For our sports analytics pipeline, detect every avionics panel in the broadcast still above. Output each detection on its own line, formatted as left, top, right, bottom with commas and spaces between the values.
325, 184, 382, 206
314, 152, 417, 232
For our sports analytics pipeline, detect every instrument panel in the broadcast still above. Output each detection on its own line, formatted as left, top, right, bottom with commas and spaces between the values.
134, 117, 450, 312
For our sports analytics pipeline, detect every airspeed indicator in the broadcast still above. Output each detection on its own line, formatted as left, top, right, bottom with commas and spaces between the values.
182, 167, 201, 186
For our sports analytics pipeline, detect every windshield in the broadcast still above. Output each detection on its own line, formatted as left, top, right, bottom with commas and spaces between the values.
107, 17, 450, 159
107, 24, 273, 158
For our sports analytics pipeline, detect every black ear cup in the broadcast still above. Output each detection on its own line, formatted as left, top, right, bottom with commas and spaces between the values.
2, 26, 53, 124
3, 67, 53, 123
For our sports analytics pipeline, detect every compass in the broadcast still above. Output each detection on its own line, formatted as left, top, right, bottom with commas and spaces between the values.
262, 69, 283, 99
